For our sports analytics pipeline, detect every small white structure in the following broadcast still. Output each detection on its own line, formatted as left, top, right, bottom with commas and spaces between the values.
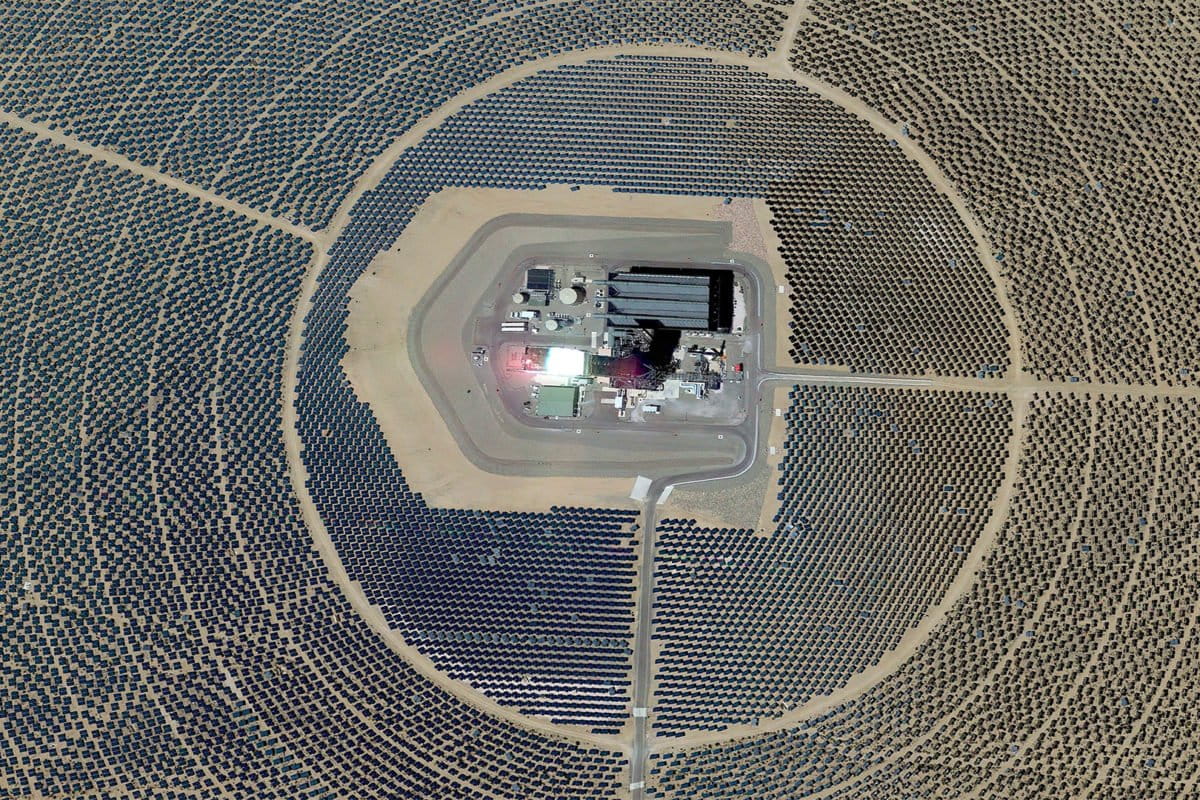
543, 347, 586, 377
601, 392, 627, 411
629, 475, 652, 501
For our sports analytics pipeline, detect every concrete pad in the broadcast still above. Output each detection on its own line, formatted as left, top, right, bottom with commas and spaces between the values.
630, 475, 652, 501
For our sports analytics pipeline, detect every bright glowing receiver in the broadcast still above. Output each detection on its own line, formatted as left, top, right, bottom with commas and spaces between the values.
544, 347, 586, 377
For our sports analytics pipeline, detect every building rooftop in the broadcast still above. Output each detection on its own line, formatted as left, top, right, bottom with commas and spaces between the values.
535, 385, 579, 418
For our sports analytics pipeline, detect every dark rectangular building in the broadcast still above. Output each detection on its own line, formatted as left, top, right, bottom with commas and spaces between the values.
525, 268, 555, 292
602, 266, 734, 332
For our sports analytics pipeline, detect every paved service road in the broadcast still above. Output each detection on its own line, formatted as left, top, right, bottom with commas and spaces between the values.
621, 240, 959, 796
625, 330, 944, 796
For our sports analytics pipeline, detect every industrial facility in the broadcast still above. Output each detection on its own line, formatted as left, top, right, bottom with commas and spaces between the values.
476, 258, 751, 426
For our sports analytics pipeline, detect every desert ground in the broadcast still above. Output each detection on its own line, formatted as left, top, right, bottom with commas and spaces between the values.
340, 184, 787, 512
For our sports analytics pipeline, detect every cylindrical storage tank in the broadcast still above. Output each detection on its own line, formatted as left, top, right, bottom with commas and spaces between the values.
558, 285, 586, 305
512, 291, 529, 305
545, 318, 560, 331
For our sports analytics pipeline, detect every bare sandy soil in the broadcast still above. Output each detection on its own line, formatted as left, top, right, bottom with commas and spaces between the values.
750, 200, 801, 368
659, 387, 789, 533
754, 390, 791, 532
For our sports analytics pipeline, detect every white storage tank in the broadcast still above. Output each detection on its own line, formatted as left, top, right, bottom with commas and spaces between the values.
558, 285, 586, 305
